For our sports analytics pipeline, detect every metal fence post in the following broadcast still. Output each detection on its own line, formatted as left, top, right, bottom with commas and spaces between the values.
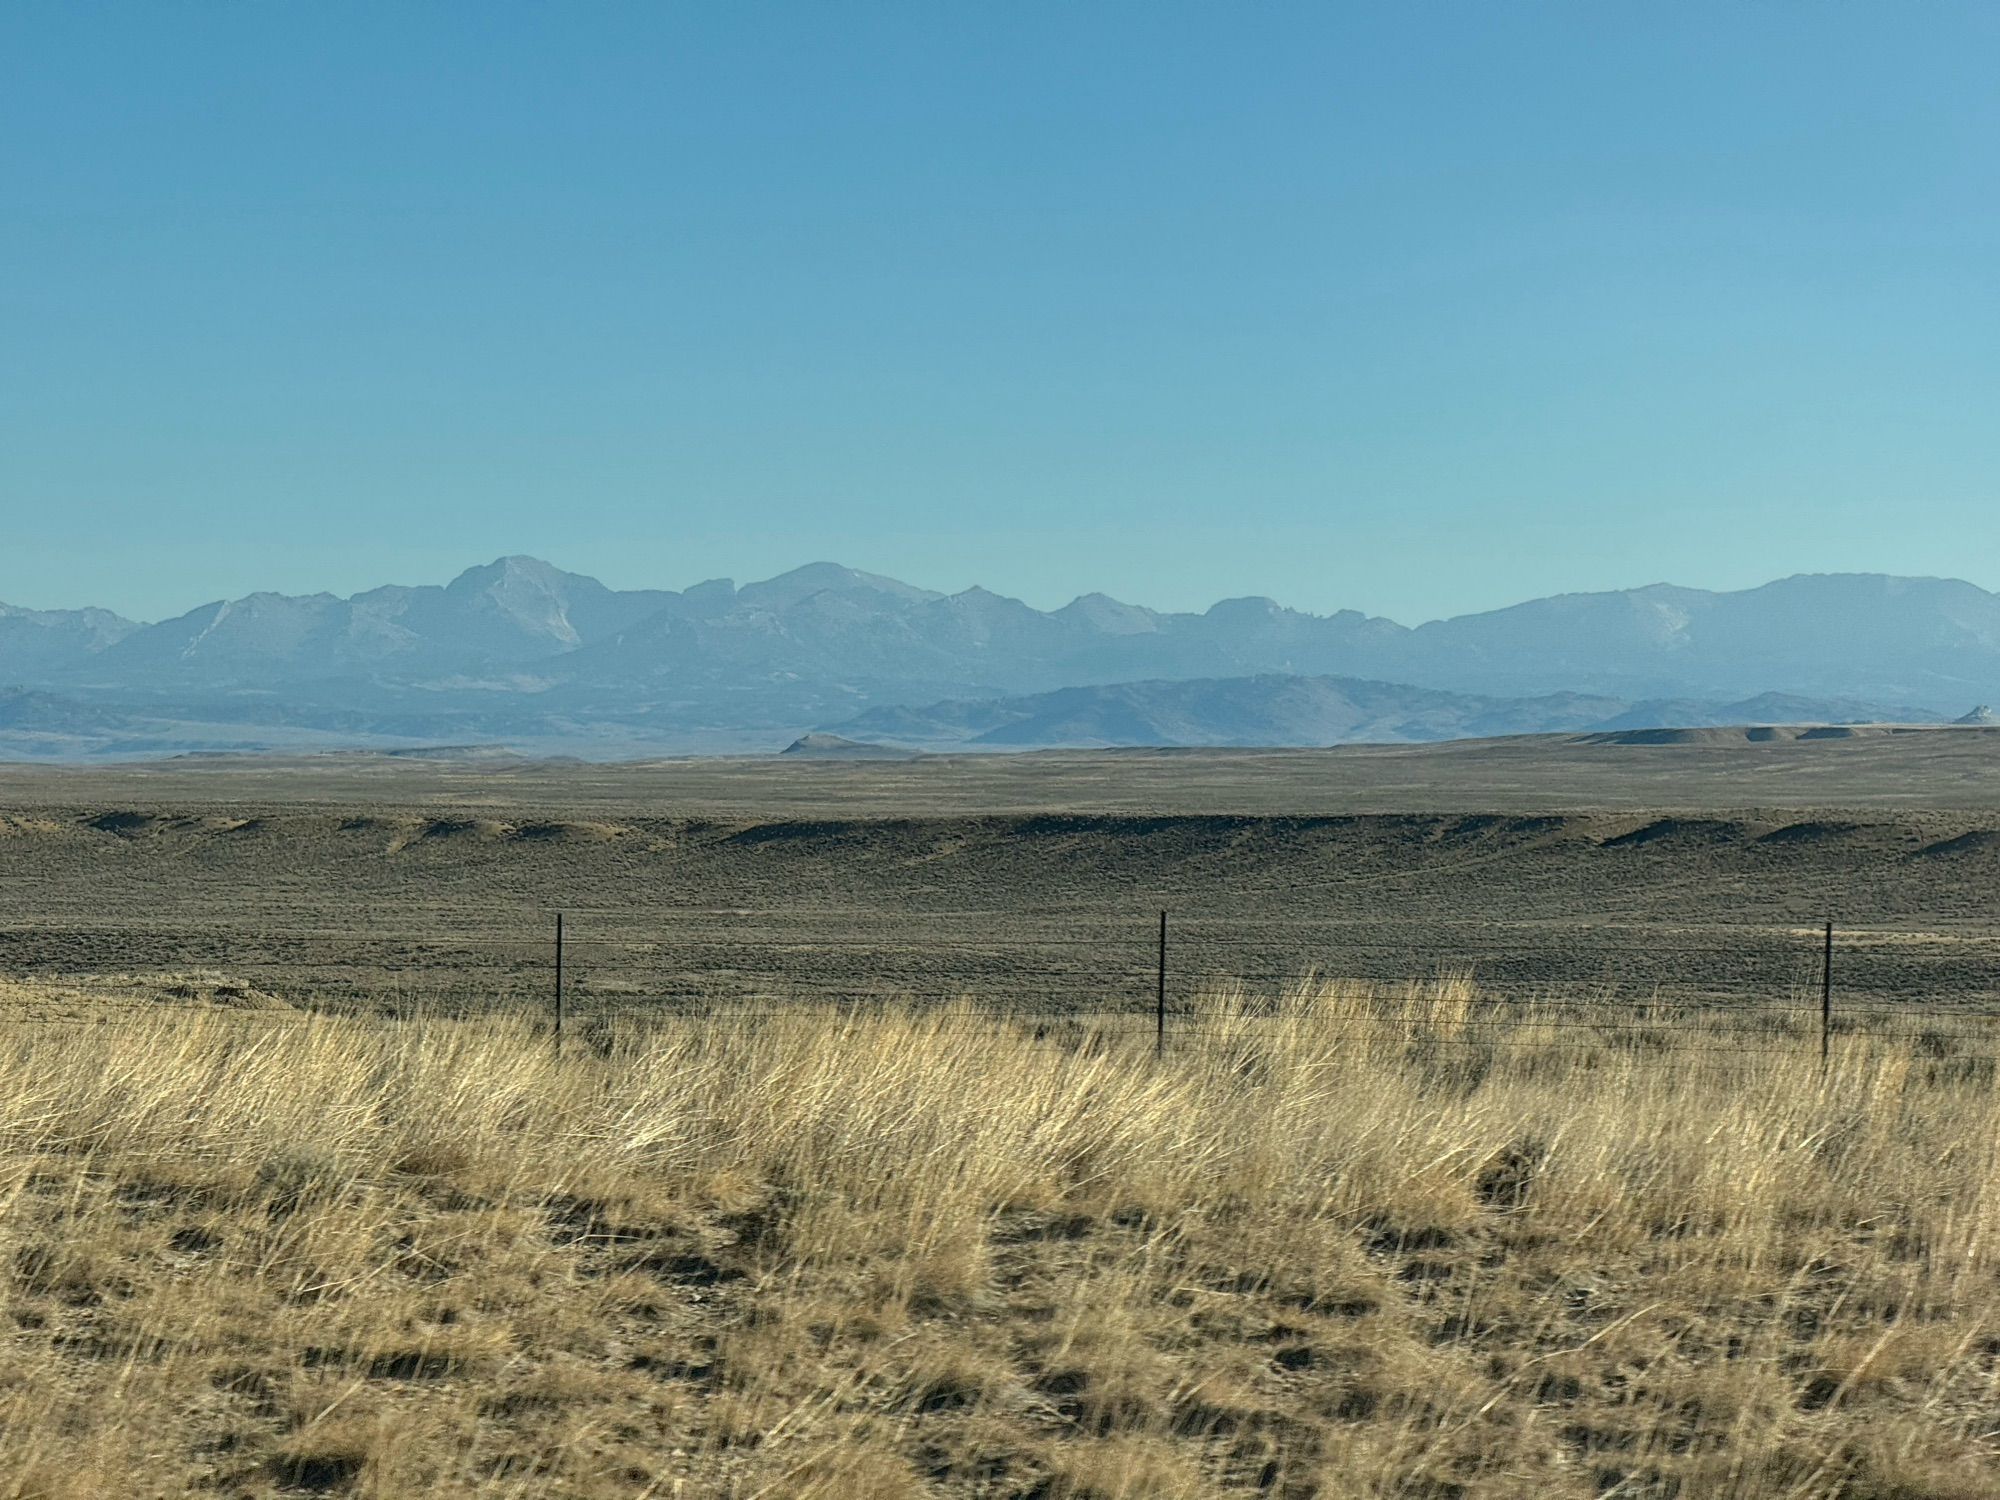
1820, 918, 1833, 1072
555, 911, 565, 1052
1156, 910, 1167, 1057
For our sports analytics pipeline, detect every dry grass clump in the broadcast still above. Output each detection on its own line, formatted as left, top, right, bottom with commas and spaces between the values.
0, 977, 1996, 1497
0, 969, 293, 1021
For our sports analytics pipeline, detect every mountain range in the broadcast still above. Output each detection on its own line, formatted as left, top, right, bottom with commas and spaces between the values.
2, 557, 1996, 757
828, 678, 1943, 751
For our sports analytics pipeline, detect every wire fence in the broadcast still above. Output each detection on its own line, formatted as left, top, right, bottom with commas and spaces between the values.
8, 907, 2000, 1064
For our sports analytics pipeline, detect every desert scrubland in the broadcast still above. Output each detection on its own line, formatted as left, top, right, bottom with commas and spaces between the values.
10, 739, 2000, 1012
6, 741, 2000, 1495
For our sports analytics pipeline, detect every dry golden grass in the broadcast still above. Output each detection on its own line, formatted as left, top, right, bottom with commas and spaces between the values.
0, 977, 1996, 1497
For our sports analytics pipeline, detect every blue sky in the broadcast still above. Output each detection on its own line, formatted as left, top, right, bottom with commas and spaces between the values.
3, 2, 1996, 625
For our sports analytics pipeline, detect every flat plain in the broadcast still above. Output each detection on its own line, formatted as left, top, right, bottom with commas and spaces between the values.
7, 730, 2000, 1497
6, 728, 2000, 1019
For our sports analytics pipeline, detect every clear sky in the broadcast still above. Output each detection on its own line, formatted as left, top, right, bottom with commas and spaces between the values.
4, 2, 1996, 625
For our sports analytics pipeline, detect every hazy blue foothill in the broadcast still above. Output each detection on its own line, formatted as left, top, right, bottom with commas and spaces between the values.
0, 558, 1992, 758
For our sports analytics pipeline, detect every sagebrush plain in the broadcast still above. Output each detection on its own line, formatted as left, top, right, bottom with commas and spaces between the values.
7, 740, 2000, 1497
10, 738, 2000, 1011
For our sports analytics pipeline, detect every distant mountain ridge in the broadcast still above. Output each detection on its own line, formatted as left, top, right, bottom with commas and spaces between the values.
0, 602, 139, 676
75, 556, 680, 682
6, 558, 2000, 757
831, 675, 1943, 751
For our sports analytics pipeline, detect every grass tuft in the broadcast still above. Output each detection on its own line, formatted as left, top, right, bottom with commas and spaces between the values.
0, 976, 1994, 1495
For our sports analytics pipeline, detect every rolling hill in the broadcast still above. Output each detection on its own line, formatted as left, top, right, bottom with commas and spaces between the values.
829, 675, 1939, 751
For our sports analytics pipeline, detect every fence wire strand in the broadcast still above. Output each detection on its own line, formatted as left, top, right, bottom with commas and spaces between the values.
7, 907, 1999, 1062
